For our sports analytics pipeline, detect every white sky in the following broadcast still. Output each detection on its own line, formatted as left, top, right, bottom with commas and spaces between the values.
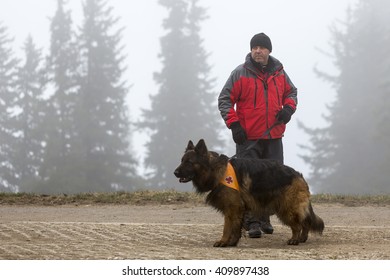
0, 0, 358, 178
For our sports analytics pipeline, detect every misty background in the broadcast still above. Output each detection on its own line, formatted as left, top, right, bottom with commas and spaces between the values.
1, 0, 389, 195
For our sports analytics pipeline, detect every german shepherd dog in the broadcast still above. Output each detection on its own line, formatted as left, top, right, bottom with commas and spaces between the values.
174, 139, 324, 247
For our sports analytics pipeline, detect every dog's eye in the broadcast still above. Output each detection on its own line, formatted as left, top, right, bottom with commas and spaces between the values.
182, 159, 195, 165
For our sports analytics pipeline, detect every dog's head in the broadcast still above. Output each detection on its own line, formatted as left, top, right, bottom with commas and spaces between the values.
173, 139, 209, 183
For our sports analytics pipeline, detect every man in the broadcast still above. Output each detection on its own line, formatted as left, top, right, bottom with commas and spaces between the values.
218, 32, 298, 238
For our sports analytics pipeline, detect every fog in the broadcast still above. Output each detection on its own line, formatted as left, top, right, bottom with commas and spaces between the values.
1, 0, 361, 192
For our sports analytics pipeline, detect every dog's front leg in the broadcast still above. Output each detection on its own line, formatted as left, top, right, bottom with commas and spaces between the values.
214, 207, 243, 247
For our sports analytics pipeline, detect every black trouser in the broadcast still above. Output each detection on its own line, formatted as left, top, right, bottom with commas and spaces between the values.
236, 138, 284, 227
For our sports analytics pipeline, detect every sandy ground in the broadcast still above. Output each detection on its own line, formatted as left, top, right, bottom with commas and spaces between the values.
0, 203, 389, 260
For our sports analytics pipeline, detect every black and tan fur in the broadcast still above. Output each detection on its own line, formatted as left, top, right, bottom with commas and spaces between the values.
174, 139, 324, 247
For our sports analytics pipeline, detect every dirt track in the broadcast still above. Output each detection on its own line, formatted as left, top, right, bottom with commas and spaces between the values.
0, 203, 389, 260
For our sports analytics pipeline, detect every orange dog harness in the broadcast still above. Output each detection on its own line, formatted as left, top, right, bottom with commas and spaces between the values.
219, 162, 239, 191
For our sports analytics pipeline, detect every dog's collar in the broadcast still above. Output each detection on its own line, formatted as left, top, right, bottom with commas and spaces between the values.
219, 162, 240, 191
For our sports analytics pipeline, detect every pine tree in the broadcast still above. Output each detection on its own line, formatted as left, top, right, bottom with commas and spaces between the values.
73, 0, 136, 192
37, 0, 82, 193
139, 0, 222, 189
13, 36, 47, 192
300, 0, 390, 194
0, 22, 19, 192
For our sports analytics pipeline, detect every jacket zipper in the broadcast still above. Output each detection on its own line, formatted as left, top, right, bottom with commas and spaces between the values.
263, 80, 269, 135
254, 80, 258, 107
273, 78, 281, 106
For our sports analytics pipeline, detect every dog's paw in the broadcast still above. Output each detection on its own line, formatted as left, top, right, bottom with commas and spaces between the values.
213, 240, 228, 247
287, 238, 300, 245
299, 236, 308, 243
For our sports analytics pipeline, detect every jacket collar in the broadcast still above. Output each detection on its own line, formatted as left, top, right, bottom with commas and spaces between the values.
244, 53, 283, 75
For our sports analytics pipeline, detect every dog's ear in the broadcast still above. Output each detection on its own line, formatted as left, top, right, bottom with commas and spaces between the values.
195, 139, 208, 156
185, 140, 195, 152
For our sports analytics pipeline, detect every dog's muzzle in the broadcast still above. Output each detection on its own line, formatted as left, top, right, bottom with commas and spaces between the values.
174, 169, 193, 183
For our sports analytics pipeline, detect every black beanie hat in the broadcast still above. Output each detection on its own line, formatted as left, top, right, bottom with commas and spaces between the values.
250, 33, 272, 52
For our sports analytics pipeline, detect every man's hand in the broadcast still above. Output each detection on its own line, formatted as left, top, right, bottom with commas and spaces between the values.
230, 121, 247, 145
276, 106, 294, 124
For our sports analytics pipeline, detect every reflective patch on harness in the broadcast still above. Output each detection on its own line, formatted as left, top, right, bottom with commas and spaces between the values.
220, 162, 239, 191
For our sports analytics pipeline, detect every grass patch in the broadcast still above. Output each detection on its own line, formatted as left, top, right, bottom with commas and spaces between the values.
0, 190, 205, 206
0, 191, 389, 206
311, 193, 390, 206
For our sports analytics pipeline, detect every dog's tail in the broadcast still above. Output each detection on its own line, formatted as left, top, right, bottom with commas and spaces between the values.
307, 202, 324, 234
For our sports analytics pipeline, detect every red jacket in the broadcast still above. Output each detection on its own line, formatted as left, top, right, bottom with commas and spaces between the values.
218, 54, 297, 140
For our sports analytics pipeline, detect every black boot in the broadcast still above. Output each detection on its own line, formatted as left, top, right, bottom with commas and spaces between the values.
248, 222, 262, 238
260, 217, 274, 234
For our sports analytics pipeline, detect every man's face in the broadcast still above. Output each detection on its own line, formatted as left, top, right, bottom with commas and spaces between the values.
251, 46, 270, 65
